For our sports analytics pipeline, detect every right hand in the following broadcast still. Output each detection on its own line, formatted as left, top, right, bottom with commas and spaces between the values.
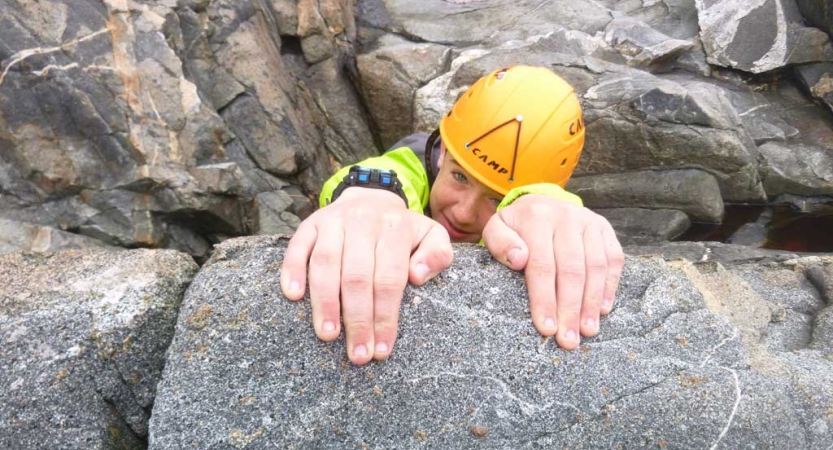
280, 187, 453, 365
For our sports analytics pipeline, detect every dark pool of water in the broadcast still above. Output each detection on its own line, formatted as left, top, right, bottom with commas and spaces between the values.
678, 204, 833, 253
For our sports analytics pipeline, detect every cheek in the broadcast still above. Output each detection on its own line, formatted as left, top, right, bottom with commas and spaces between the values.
429, 180, 452, 216
474, 203, 496, 232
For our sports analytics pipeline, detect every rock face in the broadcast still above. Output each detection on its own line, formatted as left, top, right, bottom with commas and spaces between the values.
0, 0, 376, 259
696, 0, 833, 73
0, 249, 198, 449
0, 218, 117, 254
568, 169, 725, 223
149, 236, 833, 449
3, 0, 833, 251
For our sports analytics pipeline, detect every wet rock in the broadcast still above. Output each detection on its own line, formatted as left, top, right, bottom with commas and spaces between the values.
357, 40, 451, 148
758, 142, 833, 198
595, 208, 690, 246
568, 169, 724, 223
0, 218, 116, 254
696, 0, 833, 73
0, 249, 197, 448
727, 210, 771, 247
795, 62, 833, 113
149, 236, 833, 449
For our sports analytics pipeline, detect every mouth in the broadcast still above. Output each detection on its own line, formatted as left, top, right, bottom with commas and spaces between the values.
440, 214, 471, 241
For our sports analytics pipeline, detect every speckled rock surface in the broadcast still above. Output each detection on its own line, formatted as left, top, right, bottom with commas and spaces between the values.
0, 250, 198, 449
149, 236, 833, 449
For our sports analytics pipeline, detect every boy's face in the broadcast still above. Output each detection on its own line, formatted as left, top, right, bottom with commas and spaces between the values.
429, 146, 504, 243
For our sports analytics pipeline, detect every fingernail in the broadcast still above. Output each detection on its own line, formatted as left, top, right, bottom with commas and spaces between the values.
290, 281, 301, 293
565, 329, 578, 342
584, 318, 597, 331
544, 317, 556, 329
323, 321, 336, 332
416, 263, 430, 280
375, 342, 389, 353
507, 248, 521, 266
354, 344, 367, 357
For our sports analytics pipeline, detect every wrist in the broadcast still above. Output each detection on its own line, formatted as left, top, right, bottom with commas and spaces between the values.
334, 186, 408, 206
329, 166, 409, 208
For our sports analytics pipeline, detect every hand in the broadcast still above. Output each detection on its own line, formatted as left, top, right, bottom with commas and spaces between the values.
280, 187, 453, 365
481, 194, 624, 350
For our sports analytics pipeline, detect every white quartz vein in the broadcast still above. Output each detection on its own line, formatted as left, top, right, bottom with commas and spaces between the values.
708, 366, 741, 450
700, 327, 738, 368
408, 371, 579, 416
0, 28, 110, 87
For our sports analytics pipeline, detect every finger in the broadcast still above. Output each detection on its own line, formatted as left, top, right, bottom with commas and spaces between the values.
579, 223, 606, 337
408, 219, 453, 286
600, 221, 624, 315
553, 213, 586, 350
340, 207, 376, 365
308, 220, 344, 343
372, 212, 411, 360
281, 220, 317, 301
509, 209, 558, 337
482, 213, 529, 271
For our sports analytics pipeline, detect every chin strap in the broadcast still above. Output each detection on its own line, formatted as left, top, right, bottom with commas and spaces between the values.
424, 129, 441, 188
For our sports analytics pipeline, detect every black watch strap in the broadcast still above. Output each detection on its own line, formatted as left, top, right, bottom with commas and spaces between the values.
329, 166, 408, 207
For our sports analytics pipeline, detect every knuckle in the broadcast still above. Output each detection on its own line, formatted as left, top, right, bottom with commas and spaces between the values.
344, 319, 373, 334
346, 206, 365, 220
381, 211, 405, 229
529, 203, 555, 219
341, 272, 372, 291
317, 298, 341, 314
373, 314, 399, 332
586, 257, 608, 274
607, 250, 625, 267
373, 274, 406, 297
426, 244, 454, 269
559, 263, 586, 281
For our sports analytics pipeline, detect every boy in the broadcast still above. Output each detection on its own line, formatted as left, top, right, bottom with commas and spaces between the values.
281, 66, 624, 365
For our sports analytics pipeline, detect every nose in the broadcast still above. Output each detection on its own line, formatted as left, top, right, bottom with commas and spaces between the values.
451, 188, 480, 228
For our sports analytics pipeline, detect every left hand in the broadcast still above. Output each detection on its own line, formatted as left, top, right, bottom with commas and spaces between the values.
481, 194, 624, 350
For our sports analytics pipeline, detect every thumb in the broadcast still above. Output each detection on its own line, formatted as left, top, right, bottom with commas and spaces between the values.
409, 218, 454, 285
482, 211, 529, 271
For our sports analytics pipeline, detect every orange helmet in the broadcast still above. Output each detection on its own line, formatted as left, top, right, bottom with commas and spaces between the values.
439, 66, 585, 195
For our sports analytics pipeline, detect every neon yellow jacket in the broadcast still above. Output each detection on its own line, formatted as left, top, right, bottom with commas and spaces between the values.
319, 137, 583, 212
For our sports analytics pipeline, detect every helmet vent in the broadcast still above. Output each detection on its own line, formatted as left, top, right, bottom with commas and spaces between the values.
561, 158, 567, 166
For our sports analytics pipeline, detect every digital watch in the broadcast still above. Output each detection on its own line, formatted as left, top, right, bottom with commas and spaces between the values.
329, 166, 408, 207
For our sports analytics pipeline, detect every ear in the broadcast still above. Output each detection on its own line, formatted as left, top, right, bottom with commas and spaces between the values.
437, 141, 447, 170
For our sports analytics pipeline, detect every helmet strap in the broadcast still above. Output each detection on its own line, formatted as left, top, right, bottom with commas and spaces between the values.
424, 129, 441, 188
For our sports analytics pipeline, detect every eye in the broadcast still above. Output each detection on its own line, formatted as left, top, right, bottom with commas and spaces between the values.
490, 197, 502, 208
452, 172, 467, 183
